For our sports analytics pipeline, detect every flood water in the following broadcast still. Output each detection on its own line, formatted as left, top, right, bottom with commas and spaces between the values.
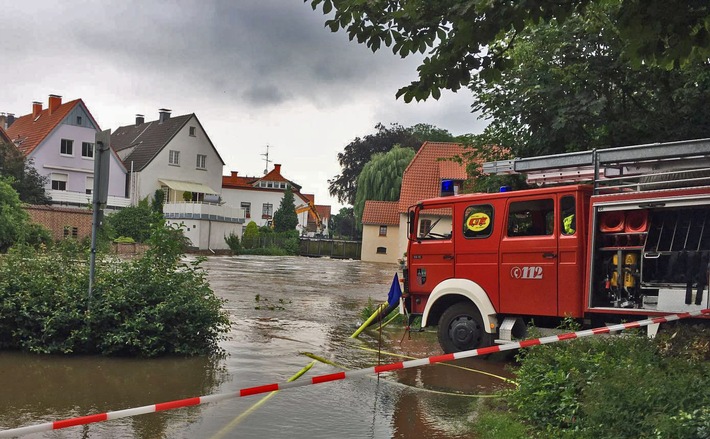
0, 256, 515, 438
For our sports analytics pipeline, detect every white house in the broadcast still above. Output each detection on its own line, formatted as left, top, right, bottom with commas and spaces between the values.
221, 164, 330, 236
6, 94, 130, 210
111, 110, 243, 250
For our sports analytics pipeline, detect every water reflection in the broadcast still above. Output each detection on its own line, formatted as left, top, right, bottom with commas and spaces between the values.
0, 353, 226, 438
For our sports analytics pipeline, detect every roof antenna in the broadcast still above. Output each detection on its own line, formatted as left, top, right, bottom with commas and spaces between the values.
261, 144, 273, 175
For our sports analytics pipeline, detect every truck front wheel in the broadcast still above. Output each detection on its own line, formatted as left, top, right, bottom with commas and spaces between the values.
437, 302, 487, 353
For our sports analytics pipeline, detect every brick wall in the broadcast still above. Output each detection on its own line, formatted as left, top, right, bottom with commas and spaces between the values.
24, 205, 94, 241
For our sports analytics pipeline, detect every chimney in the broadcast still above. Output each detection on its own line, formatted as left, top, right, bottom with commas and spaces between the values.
48, 94, 62, 114
7, 113, 14, 128
135, 114, 145, 125
158, 108, 171, 124
231, 171, 238, 178
32, 101, 42, 119
274, 164, 282, 173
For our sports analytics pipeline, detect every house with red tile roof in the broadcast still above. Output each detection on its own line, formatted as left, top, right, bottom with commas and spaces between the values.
6, 95, 129, 209
222, 164, 330, 235
112, 110, 241, 251
361, 141, 467, 263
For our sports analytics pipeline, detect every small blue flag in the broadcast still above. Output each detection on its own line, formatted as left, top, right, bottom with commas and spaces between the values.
387, 273, 402, 308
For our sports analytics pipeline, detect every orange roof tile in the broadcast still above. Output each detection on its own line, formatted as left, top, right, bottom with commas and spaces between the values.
398, 142, 467, 213
6, 99, 97, 157
362, 200, 400, 225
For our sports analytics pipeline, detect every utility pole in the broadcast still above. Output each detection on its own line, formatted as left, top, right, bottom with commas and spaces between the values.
261, 144, 273, 174
88, 129, 111, 307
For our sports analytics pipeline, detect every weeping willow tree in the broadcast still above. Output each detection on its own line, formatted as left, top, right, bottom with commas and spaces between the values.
353, 146, 416, 225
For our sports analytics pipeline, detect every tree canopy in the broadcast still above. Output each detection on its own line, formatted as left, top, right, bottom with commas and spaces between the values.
0, 141, 50, 205
468, 1, 710, 158
353, 146, 415, 222
0, 178, 31, 252
308, 0, 710, 102
329, 123, 456, 205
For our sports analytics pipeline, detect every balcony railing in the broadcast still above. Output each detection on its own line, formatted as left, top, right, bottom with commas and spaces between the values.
163, 201, 245, 223
47, 190, 131, 208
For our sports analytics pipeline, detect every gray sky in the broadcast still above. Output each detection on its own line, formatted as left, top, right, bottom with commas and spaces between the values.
2, 0, 486, 211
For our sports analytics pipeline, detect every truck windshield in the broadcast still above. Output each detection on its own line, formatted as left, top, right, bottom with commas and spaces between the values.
416, 206, 453, 239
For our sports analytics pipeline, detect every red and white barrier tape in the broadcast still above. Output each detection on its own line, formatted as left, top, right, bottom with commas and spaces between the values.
1, 308, 707, 438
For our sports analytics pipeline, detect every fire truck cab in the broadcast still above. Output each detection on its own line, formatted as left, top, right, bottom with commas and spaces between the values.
403, 139, 710, 353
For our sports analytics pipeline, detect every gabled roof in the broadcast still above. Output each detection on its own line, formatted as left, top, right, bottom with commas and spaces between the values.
6, 99, 99, 156
362, 200, 400, 225
222, 165, 302, 192
112, 113, 225, 171
261, 165, 289, 183
397, 142, 467, 213
315, 204, 331, 220
0, 126, 11, 144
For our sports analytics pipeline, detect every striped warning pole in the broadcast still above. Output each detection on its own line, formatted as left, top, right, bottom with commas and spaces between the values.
1, 309, 707, 438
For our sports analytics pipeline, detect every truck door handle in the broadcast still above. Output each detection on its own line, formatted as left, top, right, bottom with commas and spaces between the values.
443, 254, 454, 260
542, 252, 557, 259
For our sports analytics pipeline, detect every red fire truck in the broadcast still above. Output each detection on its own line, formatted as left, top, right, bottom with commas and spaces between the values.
402, 138, 710, 353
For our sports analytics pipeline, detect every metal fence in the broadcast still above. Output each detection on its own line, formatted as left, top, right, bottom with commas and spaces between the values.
299, 238, 361, 259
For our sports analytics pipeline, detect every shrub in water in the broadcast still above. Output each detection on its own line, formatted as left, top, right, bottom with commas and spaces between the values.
0, 221, 230, 357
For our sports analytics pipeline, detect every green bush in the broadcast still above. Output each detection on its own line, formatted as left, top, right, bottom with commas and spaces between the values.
0, 221, 230, 357
508, 328, 710, 439
225, 232, 241, 254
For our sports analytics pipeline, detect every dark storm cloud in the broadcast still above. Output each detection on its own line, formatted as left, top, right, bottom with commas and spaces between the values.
54, 0, 404, 108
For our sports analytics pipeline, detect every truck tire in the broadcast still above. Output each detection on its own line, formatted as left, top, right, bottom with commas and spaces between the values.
437, 302, 487, 353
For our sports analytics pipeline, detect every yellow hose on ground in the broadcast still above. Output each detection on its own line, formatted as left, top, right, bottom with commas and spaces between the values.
301, 352, 502, 398
354, 345, 517, 385
209, 360, 317, 439
350, 303, 388, 338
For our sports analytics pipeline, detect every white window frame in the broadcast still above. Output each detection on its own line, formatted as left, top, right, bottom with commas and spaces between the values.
82, 142, 94, 159
169, 150, 180, 166
86, 176, 94, 194
51, 173, 68, 191
241, 202, 251, 218
196, 154, 207, 169
60, 139, 73, 156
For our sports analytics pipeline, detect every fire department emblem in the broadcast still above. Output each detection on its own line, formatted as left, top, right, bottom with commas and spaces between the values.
466, 212, 490, 232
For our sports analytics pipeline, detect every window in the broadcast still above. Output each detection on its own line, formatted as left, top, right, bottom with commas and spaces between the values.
86, 176, 93, 195
463, 204, 494, 239
63, 226, 78, 239
51, 173, 67, 191
416, 207, 453, 239
196, 154, 206, 169
189, 126, 196, 136
262, 203, 273, 218
420, 219, 432, 236
60, 139, 73, 155
376, 247, 387, 254
561, 195, 576, 235
241, 202, 251, 218
379, 225, 388, 236
82, 142, 94, 158
76, 116, 82, 125
507, 199, 554, 237
267, 182, 273, 188
169, 150, 180, 165
280, 183, 286, 189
